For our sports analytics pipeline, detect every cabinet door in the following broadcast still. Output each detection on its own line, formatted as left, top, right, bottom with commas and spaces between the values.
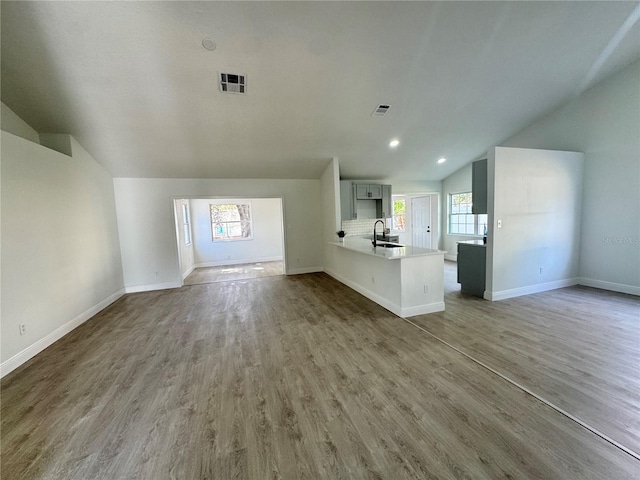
378, 184, 392, 218
457, 244, 486, 297
472, 159, 488, 214
340, 180, 355, 221
355, 184, 370, 200
368, 184, 383, 199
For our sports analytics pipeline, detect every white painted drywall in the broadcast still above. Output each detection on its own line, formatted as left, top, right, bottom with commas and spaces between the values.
39, 133, 73, 156
441, 163, 484, 259
190, 198, 283, 266
501, 60, 640, 293
485, 147, 584, 299
1, 132, 124, 369
113, 178, 323, 290
321, 158, 341, 271
174, 199, 194, 278
1, 102, 39, 144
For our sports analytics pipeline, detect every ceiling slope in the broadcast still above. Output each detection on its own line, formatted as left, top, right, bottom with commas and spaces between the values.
1, 1, 639, 180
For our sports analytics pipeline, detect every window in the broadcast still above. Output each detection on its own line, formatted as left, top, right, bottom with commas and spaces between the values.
449, 192, 488, 235
392, 197, 406, 231
210, 204, 253, 241
182, 203, 192, 246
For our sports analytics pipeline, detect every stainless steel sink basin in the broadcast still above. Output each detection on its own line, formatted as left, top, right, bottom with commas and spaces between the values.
375, 242, 405, 248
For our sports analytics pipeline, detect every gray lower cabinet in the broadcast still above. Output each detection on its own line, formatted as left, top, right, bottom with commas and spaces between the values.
457, 243, 486, 297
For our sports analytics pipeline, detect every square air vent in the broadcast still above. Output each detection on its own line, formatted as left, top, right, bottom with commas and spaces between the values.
220, 73, 246, 94
372, 104, 390, 117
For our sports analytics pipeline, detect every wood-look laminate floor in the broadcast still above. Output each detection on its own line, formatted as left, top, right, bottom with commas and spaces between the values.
412, 261, 640, 456
2, 272, 639, 479
183, 261, 284, 285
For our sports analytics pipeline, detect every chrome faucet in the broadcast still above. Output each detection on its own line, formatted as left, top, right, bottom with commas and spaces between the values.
372, 220, 385, 247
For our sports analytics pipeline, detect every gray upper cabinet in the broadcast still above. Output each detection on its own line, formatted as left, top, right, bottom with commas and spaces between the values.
355, 184, 383, 200
377, 184, 392, 219
340, 180, 356, 220
341, 182, 392, 221
355, 184, 370, 200
472, 159, 488, 214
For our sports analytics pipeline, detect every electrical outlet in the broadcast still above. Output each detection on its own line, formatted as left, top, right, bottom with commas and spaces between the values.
19, 324, 26, 336
497, 219, 502, 228
371, 276, 375, 285
539, 267, 544, 275
424, 285, 429, 293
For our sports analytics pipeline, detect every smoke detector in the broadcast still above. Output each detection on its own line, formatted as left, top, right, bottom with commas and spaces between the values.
372, 104, 390, 117
220, 73, 246, 94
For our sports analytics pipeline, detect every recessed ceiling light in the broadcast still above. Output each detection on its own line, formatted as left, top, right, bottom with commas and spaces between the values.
389, 139, 400, 148
438, 157, 447, 164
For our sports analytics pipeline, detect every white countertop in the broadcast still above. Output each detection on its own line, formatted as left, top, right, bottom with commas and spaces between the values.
457, 239, 486, 247
330, 237, 444, 260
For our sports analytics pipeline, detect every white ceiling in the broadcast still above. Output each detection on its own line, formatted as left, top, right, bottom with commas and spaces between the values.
2, 1, 639, 181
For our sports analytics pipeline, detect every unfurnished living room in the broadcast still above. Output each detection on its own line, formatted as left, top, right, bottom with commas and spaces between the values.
1, 2, 639, 479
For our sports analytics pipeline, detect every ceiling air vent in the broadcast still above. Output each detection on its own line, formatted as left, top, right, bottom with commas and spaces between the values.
220, 73, 246, 94
372, 104, 390, 117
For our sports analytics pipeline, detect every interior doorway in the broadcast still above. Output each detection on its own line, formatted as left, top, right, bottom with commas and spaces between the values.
173, 197, 286, 286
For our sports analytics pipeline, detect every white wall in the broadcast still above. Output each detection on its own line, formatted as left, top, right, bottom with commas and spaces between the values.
502, 60, 640, 294
174, 199, 194, 279
440, 163, 484, 260
1, 102, 39, 144
190, 197, 283, 266
1, 132, 124, 374
486, 147, 583, 300
321, 158, 341, 268
113, 178, 323, 291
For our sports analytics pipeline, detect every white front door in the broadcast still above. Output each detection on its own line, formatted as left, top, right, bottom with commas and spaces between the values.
411, 196, 432, 249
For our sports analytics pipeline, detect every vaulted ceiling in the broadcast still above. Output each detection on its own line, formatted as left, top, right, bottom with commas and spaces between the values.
2, 1, 639, 180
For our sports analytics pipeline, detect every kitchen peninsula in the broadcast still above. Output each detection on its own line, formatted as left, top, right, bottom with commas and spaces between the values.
326, 237, 445, 318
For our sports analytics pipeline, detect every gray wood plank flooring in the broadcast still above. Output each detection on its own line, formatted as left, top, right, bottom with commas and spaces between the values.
184, 261, 284, 285
412, 261, 640, 456
2, 272, 639, 479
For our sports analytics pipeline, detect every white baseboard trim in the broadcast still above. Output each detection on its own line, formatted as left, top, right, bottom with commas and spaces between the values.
325, 269, 444, 318
1, 288, 125, 378
182, 265, 195, 280
287, 266, 323, 275
401, 302, 446, 317
325, 268, 402, 316
444, 254, 457, 262
577, 277, 640, 296
124, 281, 181, 294
484, 278, 578, 301
194, 256, 283, 268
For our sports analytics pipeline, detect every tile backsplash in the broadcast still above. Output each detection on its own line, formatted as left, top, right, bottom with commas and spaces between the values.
341, 218, 390, 238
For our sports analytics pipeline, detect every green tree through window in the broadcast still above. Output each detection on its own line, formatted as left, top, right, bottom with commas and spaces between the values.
210, 204, 253, 240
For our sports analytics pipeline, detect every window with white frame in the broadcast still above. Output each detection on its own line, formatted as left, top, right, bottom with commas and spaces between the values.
210, 204, 253, 241
392, 196, 406, 232
449, 192, 488, 235
182, 203, 192, 246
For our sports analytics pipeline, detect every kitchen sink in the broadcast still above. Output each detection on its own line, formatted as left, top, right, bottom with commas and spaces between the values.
376, 242, 405, 248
